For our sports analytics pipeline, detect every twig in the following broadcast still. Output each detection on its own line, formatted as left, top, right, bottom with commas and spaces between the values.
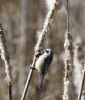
0, 24, 12, 100
78, 61, 85, 100
20, 1, 57, 100
63, 33, 73, 100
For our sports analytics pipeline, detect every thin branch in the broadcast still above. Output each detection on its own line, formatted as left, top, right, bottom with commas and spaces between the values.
78, 61, 85, 100
0, 24, 12, 100
20, 1, 57, 100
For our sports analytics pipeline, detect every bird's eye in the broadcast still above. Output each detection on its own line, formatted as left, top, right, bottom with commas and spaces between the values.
45, 50, 49, 53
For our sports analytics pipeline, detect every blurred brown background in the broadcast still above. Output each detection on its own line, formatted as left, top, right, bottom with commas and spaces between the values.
0, 0, 85, 100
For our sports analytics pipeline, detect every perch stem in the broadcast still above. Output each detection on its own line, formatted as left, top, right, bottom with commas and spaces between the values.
20, 1, 57, 100
21, 57, 37, 100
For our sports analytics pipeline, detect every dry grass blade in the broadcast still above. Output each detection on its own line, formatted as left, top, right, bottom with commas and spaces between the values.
0, 24, 12, 100
20, 1, 57, 100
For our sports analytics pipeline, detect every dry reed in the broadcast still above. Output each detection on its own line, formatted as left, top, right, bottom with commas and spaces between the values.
21, 0, 57, 100
78, 59, 85, 100
63, 32, 73, 100
73, 37, 84, 100
0, 24, 12, 100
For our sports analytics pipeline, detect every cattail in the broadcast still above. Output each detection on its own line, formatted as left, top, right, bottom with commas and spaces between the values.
0, 24, 12, 83
63, 32, 73, 100
35, 0, 57, 53
0, 24, 12, 100
46, 0, 57, 10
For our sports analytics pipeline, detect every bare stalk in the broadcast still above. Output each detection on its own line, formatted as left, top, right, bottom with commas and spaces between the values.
18, 0, 27, 95
78, 61, 85, 100
20, 1, 57, 100
0, 24, 12, 100
61, 0, 80, 34
63, 33, 73, 100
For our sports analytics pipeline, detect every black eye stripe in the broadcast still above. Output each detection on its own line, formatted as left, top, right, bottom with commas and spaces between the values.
44, 49, 53, 54
45, 50, 49, 53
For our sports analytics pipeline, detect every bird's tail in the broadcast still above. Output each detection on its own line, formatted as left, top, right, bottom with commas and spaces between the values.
39, 76, 44, 89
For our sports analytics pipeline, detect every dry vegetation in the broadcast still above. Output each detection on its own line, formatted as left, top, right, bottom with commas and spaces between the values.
0, 0, 85, 100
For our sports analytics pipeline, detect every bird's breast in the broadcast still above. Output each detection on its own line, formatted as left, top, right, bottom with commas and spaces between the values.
35, 55, 47, 72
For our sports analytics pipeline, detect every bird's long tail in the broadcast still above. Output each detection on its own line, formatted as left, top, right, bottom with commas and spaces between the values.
39, 76, 44, 89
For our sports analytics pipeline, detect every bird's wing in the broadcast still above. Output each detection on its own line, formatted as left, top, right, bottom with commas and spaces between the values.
41, 55, 52, 76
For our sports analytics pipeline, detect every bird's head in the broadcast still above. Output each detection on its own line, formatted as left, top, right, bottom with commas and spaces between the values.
44, 49, 53, 56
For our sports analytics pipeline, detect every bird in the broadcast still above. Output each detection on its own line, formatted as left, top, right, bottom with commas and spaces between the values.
35, 49, 53, 89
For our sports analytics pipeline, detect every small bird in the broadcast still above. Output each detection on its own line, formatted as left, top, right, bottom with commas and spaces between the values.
35, 49, 53, 89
